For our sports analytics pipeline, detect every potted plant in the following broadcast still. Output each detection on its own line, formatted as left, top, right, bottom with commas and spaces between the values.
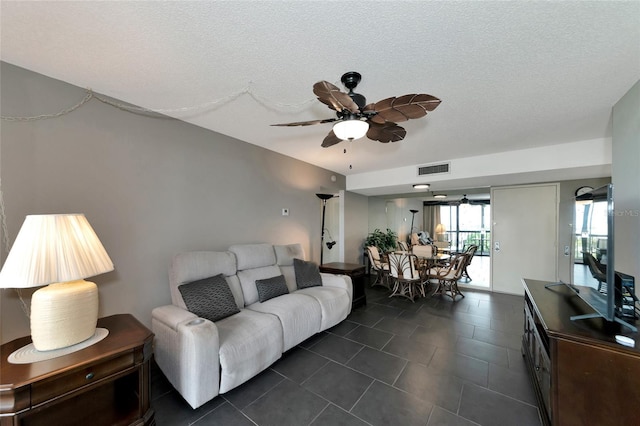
364, 228, 398, 253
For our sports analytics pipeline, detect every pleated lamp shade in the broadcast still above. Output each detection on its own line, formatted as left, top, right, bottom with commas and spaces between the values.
0, 214, 114, 351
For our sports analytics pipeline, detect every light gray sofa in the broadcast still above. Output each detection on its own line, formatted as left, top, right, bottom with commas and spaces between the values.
151, 243, 353, 409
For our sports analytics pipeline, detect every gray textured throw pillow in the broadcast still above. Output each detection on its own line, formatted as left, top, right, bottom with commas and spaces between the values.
294, 258, 322, 289
178, 274, 240, 322
255, 275, 289, 302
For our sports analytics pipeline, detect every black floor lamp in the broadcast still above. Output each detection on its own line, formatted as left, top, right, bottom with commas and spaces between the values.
316, 193, 334, 265
409, 209, 418, 243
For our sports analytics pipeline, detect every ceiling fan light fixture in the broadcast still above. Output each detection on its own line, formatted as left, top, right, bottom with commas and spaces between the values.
433, 194, 447, 199
413, 184, 430, 190
333, 119, 369, 141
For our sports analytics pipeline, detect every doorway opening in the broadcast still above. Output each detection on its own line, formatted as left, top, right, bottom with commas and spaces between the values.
436, 202, 491, 288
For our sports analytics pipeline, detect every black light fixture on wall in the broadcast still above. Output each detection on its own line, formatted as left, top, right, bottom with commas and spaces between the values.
316, 193, 334, 265
324, 228, 337, 250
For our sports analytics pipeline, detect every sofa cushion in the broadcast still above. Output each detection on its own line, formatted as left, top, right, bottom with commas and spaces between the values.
229, 243, 276, 270
279, 265, 298, 293
247, 293, 322, 351
255, 275, 289, 302
295, 286, 351, 331
169, 251, 241, 310
294, 258, 322, 289
216, 309, 283, 393
274, 244, 305, 266
178, 274, 240, 322
237, 265, 282, 306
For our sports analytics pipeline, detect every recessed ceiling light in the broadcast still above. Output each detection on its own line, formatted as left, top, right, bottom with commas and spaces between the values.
433, 194, 447, 199
413, 184, 430, 189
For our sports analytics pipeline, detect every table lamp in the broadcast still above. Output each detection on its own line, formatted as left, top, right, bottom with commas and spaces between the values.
0, 214, 114, 357
435, 223, 446, 242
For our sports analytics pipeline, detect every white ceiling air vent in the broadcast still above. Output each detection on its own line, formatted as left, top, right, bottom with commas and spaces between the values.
417, 162, 450, 176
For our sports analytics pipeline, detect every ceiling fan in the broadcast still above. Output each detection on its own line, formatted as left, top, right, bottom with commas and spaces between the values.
451, 194, 485, 206
272, 72, 441, 148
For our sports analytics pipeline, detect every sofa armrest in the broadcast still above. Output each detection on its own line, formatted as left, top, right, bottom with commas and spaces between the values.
151, 305, 221, 409
320, 272, 353, 304
152, 304, 199, 330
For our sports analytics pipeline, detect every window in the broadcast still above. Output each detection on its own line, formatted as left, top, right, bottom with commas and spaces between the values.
574, 199, 608, 263
439, 203, 491, 255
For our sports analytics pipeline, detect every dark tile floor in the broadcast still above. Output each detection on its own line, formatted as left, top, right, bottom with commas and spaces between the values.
151, 279, 543, 426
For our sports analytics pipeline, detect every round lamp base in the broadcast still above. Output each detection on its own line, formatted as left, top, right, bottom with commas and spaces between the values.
8, 328, 109, 364
30, 280, 99, 351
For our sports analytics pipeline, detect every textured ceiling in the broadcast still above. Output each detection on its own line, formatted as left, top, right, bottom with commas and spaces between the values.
2, 1, 639, 191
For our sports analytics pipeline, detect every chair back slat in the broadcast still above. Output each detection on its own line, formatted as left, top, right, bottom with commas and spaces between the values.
452, 254, 467, 278
397, 241, 409, 252
388, 252, 421, 280
465, 244, 478, 258
388, 252, 402, 278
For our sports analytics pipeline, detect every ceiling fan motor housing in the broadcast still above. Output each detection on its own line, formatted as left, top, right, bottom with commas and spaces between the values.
341, 71, 361, 90
341, 72, 367, 110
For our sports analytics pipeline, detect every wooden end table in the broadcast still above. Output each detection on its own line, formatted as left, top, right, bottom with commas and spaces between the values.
0, 314, 155, 426
320, 262, 366, 309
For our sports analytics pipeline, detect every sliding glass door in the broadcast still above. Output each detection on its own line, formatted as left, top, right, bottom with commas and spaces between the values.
439, 203, 491, 256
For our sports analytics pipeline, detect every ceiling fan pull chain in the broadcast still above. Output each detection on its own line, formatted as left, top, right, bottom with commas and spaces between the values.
347, 139, 354, 170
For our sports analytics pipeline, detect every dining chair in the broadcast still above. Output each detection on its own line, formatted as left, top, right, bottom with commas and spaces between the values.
366, 246, 390, 289
387, 252, 427, 301
459, 244, 478, 283
411, 244, 437, 270
583, 251, 607, 293
433, 241, 451, 252
411, 244, 436, 258
426, 253, 467, 301
397, 241, 409, 252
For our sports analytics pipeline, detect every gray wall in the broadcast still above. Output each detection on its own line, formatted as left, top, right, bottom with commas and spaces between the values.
365, 197, 423, 244
612, 80, 640, 286
0, 62, 346, 343
343, 191, 369, 264
367, 197, 388, 235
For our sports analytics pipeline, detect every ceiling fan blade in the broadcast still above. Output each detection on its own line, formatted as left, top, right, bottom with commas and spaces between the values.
366, 122, 406, 143
271, 118, 337, 127
369, 94, 441, 124
321, 130, 342, 148
313, 81, 360, 114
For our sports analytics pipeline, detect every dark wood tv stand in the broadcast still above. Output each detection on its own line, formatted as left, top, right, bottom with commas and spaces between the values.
0, 314, 154, 426
522, 279, 640, 426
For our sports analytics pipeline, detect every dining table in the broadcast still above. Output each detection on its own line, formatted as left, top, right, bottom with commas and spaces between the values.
390, 250, 450, 277
386, 251, 451, 300
414, 252, 450, 269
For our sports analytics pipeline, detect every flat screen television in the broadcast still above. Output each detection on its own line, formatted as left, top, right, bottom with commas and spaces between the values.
560, 183, 637, 331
